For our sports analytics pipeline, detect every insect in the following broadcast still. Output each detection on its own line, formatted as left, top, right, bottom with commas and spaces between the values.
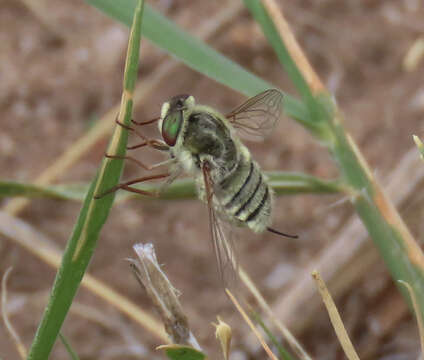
98, 89, 297, 284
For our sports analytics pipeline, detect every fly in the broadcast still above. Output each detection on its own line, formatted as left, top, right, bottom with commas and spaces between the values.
96, 89, 297, 285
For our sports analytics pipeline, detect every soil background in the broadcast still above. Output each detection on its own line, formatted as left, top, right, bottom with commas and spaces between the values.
1, 0, 424, 359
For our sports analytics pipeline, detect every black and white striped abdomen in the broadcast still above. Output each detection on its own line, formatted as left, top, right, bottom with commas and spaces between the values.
217, 153, 272, 233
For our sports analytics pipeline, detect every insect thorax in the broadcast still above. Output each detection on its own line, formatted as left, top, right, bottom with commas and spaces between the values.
179, 109, 238, 177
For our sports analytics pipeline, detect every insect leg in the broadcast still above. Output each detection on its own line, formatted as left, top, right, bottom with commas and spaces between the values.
131, 117, 160, 126
115, 118, 168, 152
104, 154, 151, 170
127, 139, 169, 151
115, 118, 149, 142
94, 172, 169, 199
104, 154, 175, 171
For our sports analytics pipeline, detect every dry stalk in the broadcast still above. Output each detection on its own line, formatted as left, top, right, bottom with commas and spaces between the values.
272, 146, 424, 333
403, 37, 424, 72
262, 0, 324, 94
312, 271, 360, 360
239, 268, 312, 360
1, 268, 27, 360
244, 1, 424, 352
0, 211, 167, 341
130, 243, 201, 349
18, 0, 65, 42
399, 280, 424, 357
226, 289, 279, 360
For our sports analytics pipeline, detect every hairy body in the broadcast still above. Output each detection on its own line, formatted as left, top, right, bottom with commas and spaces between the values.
160, 98, 272, 233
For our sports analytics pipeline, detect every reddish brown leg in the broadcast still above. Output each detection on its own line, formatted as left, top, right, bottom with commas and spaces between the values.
126, 142, 149, 150
131, 117, 160, 126
115, 119, 148, 141
105, 153, 173, 170
115, 119, 168, 152
127, 139, 169, 151
94, 173, 169, 199
105, 154, 151, 170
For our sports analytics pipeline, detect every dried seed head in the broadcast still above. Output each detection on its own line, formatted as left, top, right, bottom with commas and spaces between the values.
131, 243, 189, 345
213, 316, 232, 360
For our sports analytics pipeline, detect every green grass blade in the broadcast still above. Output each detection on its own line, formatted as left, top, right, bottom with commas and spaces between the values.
247, 0, 424, 321
398, 280, 424, 356
243, 0, 331, 138
158, 345, 206, 360
0, 181, 87, 201
243, 0, 311, 102
59, 333, 80, 360
86, 0, 269, 95
252, 311, 295, 360
0, 173, 343, 203
26, 1, 145, 358
134, 171, 343, 199
84, 0, 307, 123
330, 125, 424, 316
268, 172, 344, 196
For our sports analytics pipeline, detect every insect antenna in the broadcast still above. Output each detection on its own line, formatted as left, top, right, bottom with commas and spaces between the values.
267, 227, 298, 239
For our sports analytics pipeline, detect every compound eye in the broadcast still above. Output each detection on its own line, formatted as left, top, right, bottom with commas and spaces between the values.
162, 111, 182, 146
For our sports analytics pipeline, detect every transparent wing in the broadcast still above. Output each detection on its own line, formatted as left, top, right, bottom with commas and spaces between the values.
201, 162, 238, 288
226, 89, 284, 141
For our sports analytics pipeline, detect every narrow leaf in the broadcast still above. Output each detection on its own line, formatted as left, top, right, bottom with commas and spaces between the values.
27, 1, 145, 358
245, 0, 424, 322
226, 289, 279, 360
312, 271, 360, 360
85, 0, 308, 123
243, 0, 312, 101
59, 333, 80, 360
399, 280, 424, 356
252, 311, 295, 360
243, 0, 331, 137
0, 181, 87, 200
0, 173, 343, 203
157, 345, 206, 360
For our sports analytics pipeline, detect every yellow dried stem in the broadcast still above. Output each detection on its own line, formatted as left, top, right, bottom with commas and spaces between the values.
260, 0, 424, 305
262, 0, 325, 94
239, 268, 312, 360
399, 280, 424, 357
1, 268, 27, 360
403, 37, 424, 72
226, 289, 279, 360
312, 271, 360, 360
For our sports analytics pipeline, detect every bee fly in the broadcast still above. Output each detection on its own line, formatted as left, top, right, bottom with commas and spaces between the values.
98, 89, 297, 283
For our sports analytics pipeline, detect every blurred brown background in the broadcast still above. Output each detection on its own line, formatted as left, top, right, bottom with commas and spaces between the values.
1, 0, 424, 359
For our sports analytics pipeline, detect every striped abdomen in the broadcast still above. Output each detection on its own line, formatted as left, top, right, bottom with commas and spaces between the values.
218, 153, 272, 233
